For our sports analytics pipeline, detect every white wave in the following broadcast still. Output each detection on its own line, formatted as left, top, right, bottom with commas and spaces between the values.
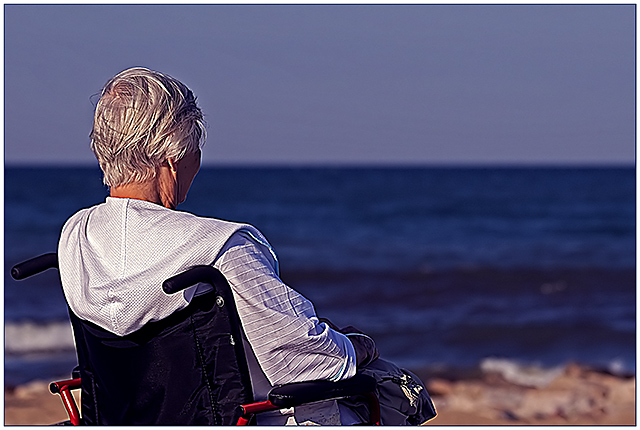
606, 358, 629, 376
480, 357, 565, 388
5, 321, 75, 354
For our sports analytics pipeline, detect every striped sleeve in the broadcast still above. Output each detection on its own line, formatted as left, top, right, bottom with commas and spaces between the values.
213, 232, 357, 386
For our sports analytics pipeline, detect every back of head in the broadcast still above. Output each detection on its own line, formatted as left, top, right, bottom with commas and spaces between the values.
90, 67, 205, 188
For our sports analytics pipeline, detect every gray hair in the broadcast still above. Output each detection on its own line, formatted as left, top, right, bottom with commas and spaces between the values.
90, 67, 205, 188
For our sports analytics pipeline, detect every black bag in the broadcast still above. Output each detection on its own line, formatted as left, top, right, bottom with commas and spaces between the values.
339, 358, 437, 425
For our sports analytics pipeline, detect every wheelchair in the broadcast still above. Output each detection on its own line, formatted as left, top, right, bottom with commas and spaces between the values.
11, 253, 381, 425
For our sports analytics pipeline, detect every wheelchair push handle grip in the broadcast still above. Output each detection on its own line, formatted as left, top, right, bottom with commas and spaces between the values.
11, 253, 58, 280
162, 265, 218, 295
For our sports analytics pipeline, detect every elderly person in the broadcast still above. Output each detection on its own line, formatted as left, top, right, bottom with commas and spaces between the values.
57, 67, 378, 425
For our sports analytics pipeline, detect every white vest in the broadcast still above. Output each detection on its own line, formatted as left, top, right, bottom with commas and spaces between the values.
57, 197, 272, 337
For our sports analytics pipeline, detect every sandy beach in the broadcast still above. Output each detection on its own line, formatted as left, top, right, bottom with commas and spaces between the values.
424, 362, 636, 426
4, 362, 635, 426
427, 365, 636, 425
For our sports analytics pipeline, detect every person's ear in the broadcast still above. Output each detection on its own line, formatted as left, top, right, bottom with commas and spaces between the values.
167, 158, 179, 174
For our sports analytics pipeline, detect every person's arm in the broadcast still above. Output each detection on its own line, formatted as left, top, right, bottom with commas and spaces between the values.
213, 232, 357, 386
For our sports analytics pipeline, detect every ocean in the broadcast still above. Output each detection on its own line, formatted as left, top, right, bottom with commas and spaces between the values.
4, 166, 636, 386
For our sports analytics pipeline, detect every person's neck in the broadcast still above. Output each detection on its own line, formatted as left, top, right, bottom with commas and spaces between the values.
110, 180, 174, 209
109, 165, 179, 209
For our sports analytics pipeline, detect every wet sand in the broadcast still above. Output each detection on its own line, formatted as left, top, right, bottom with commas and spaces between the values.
4, 363, 635, 425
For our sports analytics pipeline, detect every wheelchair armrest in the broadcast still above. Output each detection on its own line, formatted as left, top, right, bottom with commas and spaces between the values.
237, 374, 379, 425
268, 373, 376, 408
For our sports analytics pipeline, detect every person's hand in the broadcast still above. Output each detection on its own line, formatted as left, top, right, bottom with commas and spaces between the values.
336, 325, 380, 368
346, 332, 379, 368
319, 318, 380, 367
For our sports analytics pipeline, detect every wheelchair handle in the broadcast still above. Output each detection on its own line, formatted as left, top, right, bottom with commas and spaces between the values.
11, 253, 58, 280
11, 254, 216, 296
162, 265, 219, 295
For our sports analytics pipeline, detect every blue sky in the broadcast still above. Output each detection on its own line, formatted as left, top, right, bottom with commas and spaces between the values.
4, 4, 636, 166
